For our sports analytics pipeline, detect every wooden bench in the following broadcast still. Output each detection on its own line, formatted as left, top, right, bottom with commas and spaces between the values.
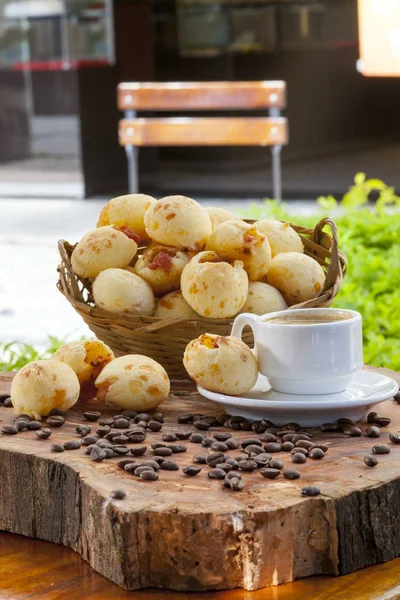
117, 81, 288, 200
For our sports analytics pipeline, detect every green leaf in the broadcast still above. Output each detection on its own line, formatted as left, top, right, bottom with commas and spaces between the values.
354, 172, 366, 186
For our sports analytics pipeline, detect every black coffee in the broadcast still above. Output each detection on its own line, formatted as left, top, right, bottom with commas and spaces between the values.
264, 313, 352, 325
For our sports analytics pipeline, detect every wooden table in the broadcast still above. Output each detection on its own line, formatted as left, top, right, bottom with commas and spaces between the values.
1, 368, 400, 599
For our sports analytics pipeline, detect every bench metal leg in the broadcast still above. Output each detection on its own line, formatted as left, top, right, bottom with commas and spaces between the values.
271, 144, 282, 201
125, 143, 138, 194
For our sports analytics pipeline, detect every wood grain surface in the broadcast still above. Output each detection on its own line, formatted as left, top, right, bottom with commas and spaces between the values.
0, 368, 399, 593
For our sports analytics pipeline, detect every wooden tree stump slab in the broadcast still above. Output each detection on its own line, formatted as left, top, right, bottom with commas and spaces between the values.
0, 367, 399, 592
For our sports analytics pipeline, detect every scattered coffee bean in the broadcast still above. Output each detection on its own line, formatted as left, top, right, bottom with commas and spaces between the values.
129, 432, 146, 444
15, 419, 28, 431
46, 416, 65, 427
168, 444, 187, 453
367, 412, 378, 424
295, 440, 314, 450
213, 432, 232, 442
321, 422, 338, 432
105, 432, 120, 443
27, 421, 42, 431
177, 413, 194, 424
244, 444, 264, 455
97, 440, 113, 448
140, 470, 159, 481
121, 410, 137, 419
301, 485, 320, 497
235, 453, 248, 461
150, 412, 164, 423
51, 443, 64, 453
216, 462, 233, 473
152, 443, 166, 449
113, 434, 129, 444
81, 435, 97, 446
366, 425, 381, 438
238, 459, 257, 472
264, 442, 282, 453
241, 438, 262, 448
36, 428, 51, 439
193, 454, 207, 464
208, 468, 226, 480
134, 413, 150, 423
282, 422, 300, 432
338, 417, 355, 426
118, 459, 135, 470
99, 417, 114, 427
364, 455, 378, 467
206, 452, 226, 466
3, 397, 13, 408
90, 446, 107, 462
96, 426, 111, 437
193, 420, 210, 431
291, 447, 308, 456
292, 434, 311, 442
103, 448, 116, 459
281, 433, 295, 443
83, 411, 101, 422
114, 446, 129, 455
225, 438, 239, 450
282, 441, 295, 452
162, 433, 177, 442
226, 477, 245, 491
135, 466, 154, 476
345, 426, 362, 437
113, 418, 130, 429
110, 489, 126, 500
201, 438, 213, 448
160, 459, 179, 471
374, 417, 391, 427
141, 460, 160, 471
63, 439, 81, 450
153, 457, 165, 465
224, 471, 241, 480
48, 408, 64, 416
253, 454, 271, 467
260, 468, 280, 479
292, 453, 306, 464
14, 414, 30, 422
154, 447, 173, 457
394, 392, 400, 404
130, 446, 147, 456
136, 421, 148, 430
389, 433, 400, 444
313, 444, 329, 453
0, 394, 10, 404
85, 445, 95, 455
269, 459, 283, 470
309, 448, 324, 460
76, 425, 91, 436
123, 462, 138, 474
259, 433, 277, 443
183, 465, 202, 476
190, 433, 204, 443
372, 444, 390, 455
176, 431, 191, 440
284, 468, 300, 480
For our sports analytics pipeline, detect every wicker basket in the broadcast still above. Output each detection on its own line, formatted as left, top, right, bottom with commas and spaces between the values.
57, 217, 347, 379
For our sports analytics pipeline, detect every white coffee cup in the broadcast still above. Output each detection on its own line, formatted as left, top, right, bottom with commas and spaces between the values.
231, 308, 363, 395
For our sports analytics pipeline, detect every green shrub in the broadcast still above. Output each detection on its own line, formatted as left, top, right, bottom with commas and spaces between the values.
0, 337, 66, 371
245, 173, 400, 372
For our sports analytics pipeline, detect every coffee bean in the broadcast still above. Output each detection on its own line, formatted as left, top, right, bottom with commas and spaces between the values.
152, 443, 166, 449
0, 394, 10, 404
269, 459, 283, 470
123, 462, 139, 474
193, 420, 210, 431
244, 444, 264, 455
193, 454, 207, 464
235, 453, 248, 461
160, 460, 179, 470
130, 446, 147, 456
90, 446, 106, 462
154, 447, 173, 457
225, 438, 239, 450
134, 413, 150, 423
151, 412, 164, 423
259, 433, 277, 443
320, 422, 338, 432
282, 441, 295, 452
76, 425, 91, 436
282, 422, 300, 432
105, 432, 119, 443
223, 471, 240, 481
208, 468, 226, 480
14, 414, 31, 422
168, 444, 187, 453
292, 434, 311, 442
241, 438, 262, 448
260, 468, 280, 479
146, 420, 162, 433
338, 418, 355, 426
162, 433, 177, 442
226, 458, 237, 467
153, 457, 165, 465
99, 417, 114, 426
216, 462, 233, 473
253, 453, 271, 467
374, 417, 391, 427
121, 410, 137, 419
103, 448, 116, 459
83, 411, 101, 422
229, 416, 246, 424
177, 413, 193, 424
367, 425, 381, 438
367, 412, 378, 424
114, 446, 129, 455
176, 431, 191, 440
129, 432, 146, 444
110, 489, 126, 500
251, 421, 266, 434
295, 440, 314, 450
118, 459, 135, 470
210, 441, 229, 452
284, 468, 300, 480
46, 416, 65, 427
183, 465, 202, 476
85, 445, 95, 455
142, 460, 160, 471
394, 392, 400, 404
97, 440, 113, 448
96, 426, 111, 437
301, 485, 320, 497
135, 466, 154, 476
213, 432, 232, 442
62, 439, 81, 450
3, 398, 13, 408
15, 419, 28, 431
113, 418, 130, 429
238, 459, 257, 472
264, 442, 282, 453
291, 447, 308, 456
51, 443, 64, 453
140, 470, 159, 481
190, 433, 204, 443
292, 453, 306, 464
136, 421, 148, 430
372, 444, 390, 455
389, 433, 400, 444
206, 452, 225, 464
227, 477, 245, 491
36, 428, 51, 439
80, 435, 96, 446
49, 408, 64, 416
201, 438, 213, 448
27, 421, 42, 431
240, 420, 253, 431
345, 426, 362, 437
309, 448, 324, 460
364, 455, 378, 467
112, 434, 129, 444
313, 444, 329, 453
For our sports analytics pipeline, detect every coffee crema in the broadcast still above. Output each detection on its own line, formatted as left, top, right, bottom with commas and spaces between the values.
263, 313, 352, 325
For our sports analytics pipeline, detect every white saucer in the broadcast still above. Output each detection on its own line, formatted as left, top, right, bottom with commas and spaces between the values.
197, 370, 399, 427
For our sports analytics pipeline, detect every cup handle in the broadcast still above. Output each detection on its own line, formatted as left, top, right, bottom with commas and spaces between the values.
230, 313, 259, 359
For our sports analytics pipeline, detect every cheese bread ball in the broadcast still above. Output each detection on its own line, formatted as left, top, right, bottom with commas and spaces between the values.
206, 207, 243, 230
93, 268, 155, 315
11, 360, 80, 419
240, 282, 288, 315
184, 334, 258, 395
154, 290, 198, 319
95, 355, 170, 410
205, 220, 271, 281
71, 226, 137, 279
267, 252, 326, 305
181, 251, 248, 318
256, 219, 303, 257
97, 194, 157, 242
144, 195, 211, 252
133, 245, 191, 296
